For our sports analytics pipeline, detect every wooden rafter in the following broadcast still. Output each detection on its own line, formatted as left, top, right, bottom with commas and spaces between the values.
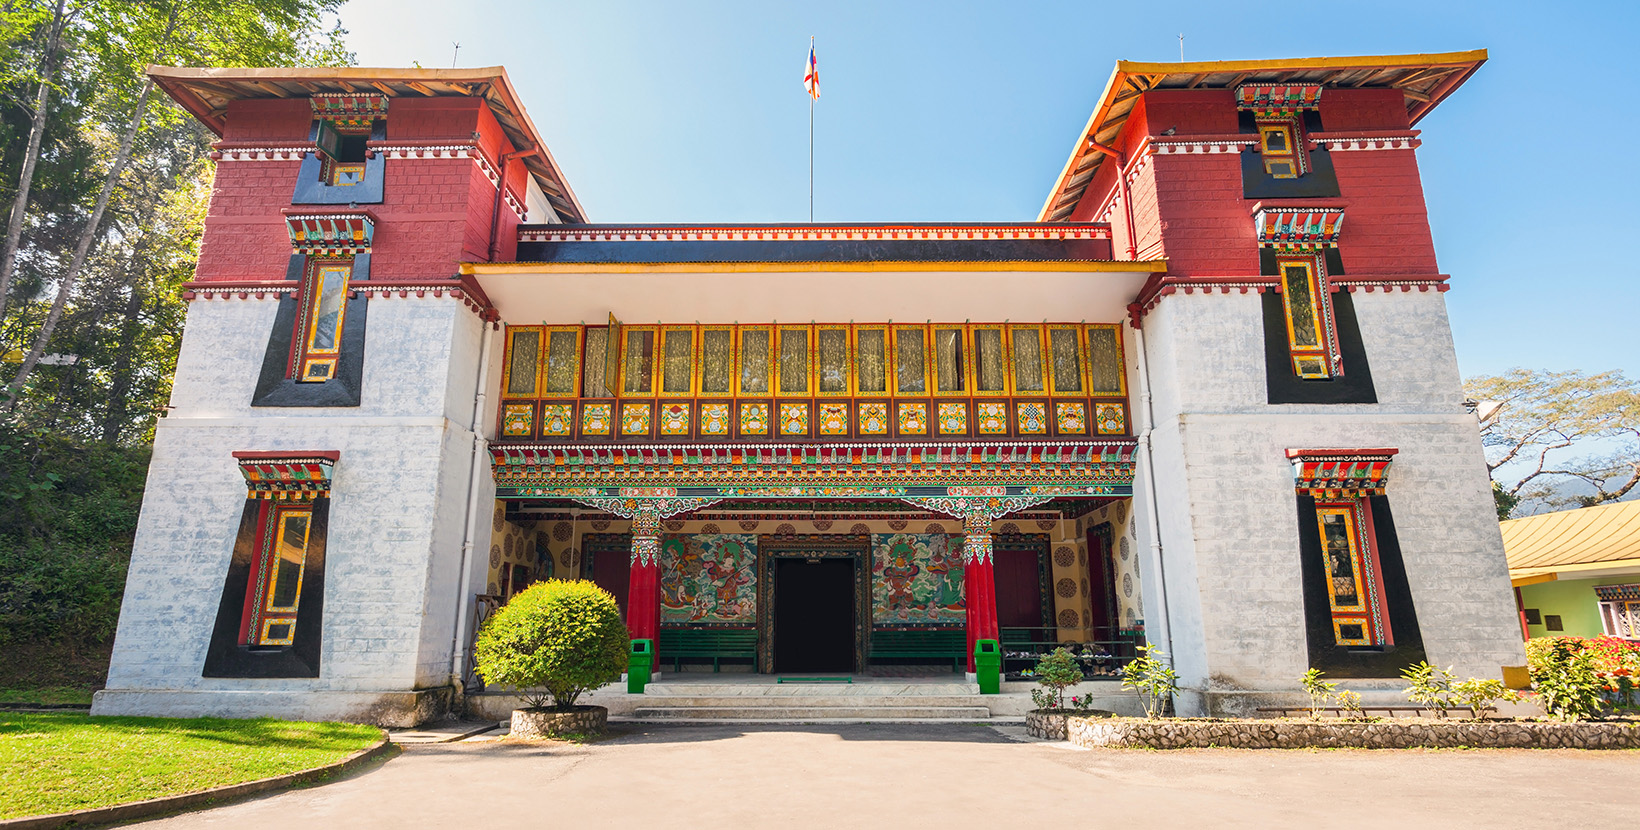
1036, 50, 1487, 221
249, 80, 291, 97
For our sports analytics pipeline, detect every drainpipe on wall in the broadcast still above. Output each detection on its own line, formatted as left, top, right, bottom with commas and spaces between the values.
1119, 152, 1139, 260
1129, 324, 1174, 664
487, 145, 538, 262
450, 322, 497, 695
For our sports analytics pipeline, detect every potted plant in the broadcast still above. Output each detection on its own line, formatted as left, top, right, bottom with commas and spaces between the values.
473, 579, 628, 738
1025, 647, 1087, 739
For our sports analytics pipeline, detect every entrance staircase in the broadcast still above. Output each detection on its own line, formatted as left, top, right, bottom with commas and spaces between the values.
626, 680, 991, 722
569, 677, 1140, 723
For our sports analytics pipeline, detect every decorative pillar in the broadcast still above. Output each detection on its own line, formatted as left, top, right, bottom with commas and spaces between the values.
962, 513, 999, 673
567, 492, 724, 648
899, 491, 1055, 675
626, 509, 662, 643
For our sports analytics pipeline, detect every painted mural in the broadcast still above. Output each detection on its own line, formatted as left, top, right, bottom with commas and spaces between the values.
660, 534, 758, 624
871, 533, 965, 627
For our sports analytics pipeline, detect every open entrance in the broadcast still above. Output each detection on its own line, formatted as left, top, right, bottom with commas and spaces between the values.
773, 557, 856, 673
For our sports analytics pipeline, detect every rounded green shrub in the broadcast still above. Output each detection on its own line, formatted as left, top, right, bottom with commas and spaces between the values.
473, 579, 628, 710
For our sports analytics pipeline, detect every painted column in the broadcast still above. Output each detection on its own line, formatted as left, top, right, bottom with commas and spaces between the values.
627, 509, 662, 643
962, 513, 999, 673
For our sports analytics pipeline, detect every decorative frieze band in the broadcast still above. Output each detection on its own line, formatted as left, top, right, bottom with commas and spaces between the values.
1148, 139, 1256, 155
211, 147, 312, 161
1287, 448, 1397, 498
517, 224, 1112, 243
182, 279, 497, 318
1127, 274, 1451, 324
1314, 136, 1420, 152
233, 450, 338, 501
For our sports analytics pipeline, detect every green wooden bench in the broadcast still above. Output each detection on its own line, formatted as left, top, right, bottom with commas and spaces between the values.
869, 629, 967, 671
658, 628, 758, 672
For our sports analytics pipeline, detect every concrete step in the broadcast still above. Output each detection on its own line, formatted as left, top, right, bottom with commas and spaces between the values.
640, 683, 979, 697
632, 695, 994, 708
629, 705, 992, 720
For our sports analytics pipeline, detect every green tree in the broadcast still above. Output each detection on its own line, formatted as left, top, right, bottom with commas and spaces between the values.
5, 0, 352, 411
1030, 647, 1084, 711
1465, 369, 1639, 516
474, 580, 628, 710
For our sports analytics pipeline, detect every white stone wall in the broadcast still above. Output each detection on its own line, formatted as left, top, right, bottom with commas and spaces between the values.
96, 295, 496, 723
1132, 290, 1524, 714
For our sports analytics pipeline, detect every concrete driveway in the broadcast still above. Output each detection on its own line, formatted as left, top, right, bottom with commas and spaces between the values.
138, 723, 1639, 828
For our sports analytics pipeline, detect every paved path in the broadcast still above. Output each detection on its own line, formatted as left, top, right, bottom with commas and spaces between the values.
140, 724, 1639, 829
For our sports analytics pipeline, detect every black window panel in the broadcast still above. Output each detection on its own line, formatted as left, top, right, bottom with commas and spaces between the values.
203, 499, 329, 678
1241, 147, 1341, 199
1262, 289, 1376, 405
1297, 495, 1426, 677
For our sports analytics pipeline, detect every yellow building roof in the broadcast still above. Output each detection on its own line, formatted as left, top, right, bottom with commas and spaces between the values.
1503, 499, 1640, 579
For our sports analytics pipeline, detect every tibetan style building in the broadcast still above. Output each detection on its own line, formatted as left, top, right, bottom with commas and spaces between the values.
94, 51, 1526, 724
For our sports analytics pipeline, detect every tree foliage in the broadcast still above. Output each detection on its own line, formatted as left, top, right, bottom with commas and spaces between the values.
1465, 368, 1639, 516
473, 580, 629, 710
0, 0, 352, 441
0, 1, 352, 693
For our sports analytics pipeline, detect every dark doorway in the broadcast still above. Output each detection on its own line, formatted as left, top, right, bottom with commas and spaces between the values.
994, 538, 1049, 629
774, 557, 855, 672
585, 535, 630, 620
1087, 525, 1118, 637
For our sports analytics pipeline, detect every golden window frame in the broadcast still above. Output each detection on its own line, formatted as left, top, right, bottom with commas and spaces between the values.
696, 325, 736, 397
735, 325, 774, 397
814, 324, 852, 397
774, 325, 813, 398
1085, 324, 1127, 397
618, 324, 658, 397
1278, 256, 1333, 379
657, 325, 698, 398
296, 259, 351, 383
930, 325, 968, 397
851, 325, 893, 397
969, 324, 1010, 397
1008, 324, 1049, 395
1045, 324, 1089, 396
537, 326, 584, 398
892, 325, 930, 396
499, 325, 542, 398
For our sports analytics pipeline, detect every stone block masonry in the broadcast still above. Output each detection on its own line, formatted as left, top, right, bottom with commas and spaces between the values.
1066, 716, 1640, 750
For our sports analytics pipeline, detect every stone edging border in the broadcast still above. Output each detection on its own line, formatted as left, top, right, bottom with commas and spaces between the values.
0, 731, 394, 830
1065, 717, 1640, 750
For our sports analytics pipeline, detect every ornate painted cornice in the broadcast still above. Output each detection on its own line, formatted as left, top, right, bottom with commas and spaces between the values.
1287, 447, 1397, 498
233, 450, 338, 501
283, 209, 375, 255
516, 223, 1112, 243
489, 441, 1136, 500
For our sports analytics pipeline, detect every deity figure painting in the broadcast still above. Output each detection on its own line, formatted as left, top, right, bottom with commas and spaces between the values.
871, 534, 965, 626
660, 534, 758, 624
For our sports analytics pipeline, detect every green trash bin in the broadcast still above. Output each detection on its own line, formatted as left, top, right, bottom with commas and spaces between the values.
628, 639, 654, 693
974, 639, 1001, 695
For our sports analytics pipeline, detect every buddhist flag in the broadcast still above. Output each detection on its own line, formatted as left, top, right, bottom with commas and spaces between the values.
804, 43, 820, 99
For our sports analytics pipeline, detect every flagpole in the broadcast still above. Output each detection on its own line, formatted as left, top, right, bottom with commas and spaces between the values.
809, 36, 815, 223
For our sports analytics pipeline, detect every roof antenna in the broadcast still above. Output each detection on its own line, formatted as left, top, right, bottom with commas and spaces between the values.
451, 42, 461, 68
1178, 33, 1184, 62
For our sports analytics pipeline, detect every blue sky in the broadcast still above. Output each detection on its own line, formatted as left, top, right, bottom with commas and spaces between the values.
338, 0, 1638, 381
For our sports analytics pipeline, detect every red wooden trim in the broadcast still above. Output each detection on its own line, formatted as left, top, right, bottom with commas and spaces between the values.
238, 500, 272, 645
280, 206, 380, 223
1285, 448, 1398, 459
233, 450, 341, 462
1359, 498, 1394, 647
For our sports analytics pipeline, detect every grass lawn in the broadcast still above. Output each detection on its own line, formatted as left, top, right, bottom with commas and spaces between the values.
0, 686, 94, 706
0, 713, 382, 820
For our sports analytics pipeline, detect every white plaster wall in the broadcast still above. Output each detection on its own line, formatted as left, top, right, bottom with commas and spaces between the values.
101, 295, 494, 715
1132, 290, 1523, 712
